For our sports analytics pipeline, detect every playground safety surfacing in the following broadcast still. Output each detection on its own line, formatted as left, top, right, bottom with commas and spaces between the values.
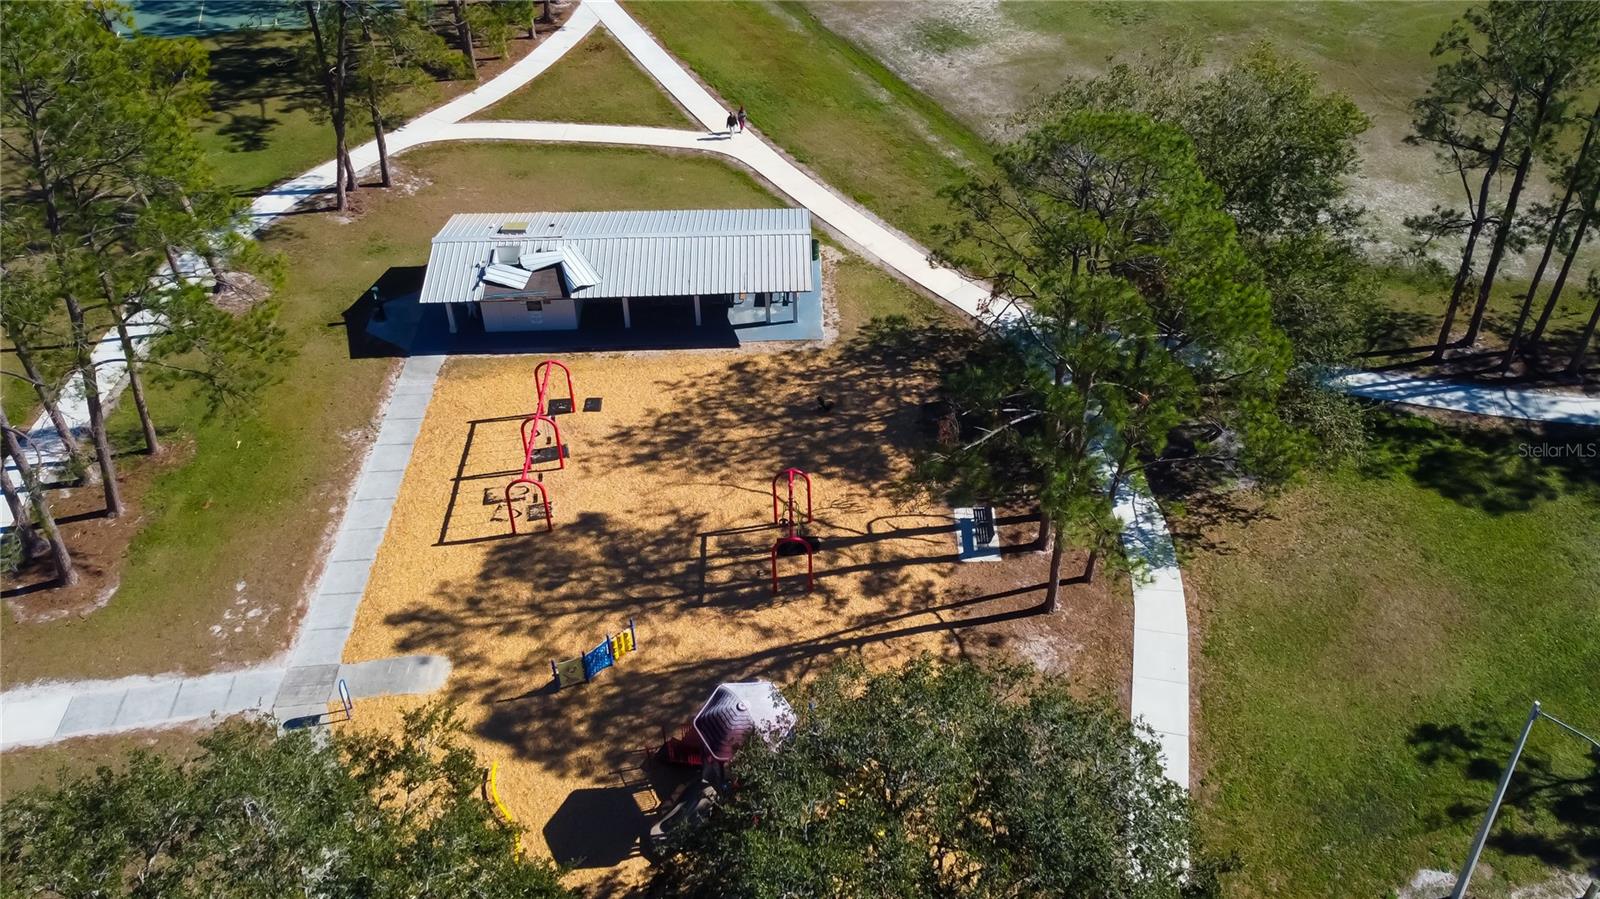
339, 341, 1132, 893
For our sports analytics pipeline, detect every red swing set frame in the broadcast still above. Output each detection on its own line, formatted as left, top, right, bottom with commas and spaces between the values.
770, 467, 815, 594
504, 359, 575, 535
534, 359, 574, 415
504, 476, 552, 534
519, 412, 565, 471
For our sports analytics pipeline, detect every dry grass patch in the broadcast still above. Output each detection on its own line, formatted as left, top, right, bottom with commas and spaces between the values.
345, 329, 1129, 889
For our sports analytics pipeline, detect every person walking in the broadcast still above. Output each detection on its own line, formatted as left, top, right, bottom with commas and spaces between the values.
736, 105, 747, 133
725, 110, 737, 136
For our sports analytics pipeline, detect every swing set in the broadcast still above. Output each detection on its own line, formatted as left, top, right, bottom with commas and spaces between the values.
770, 467, 817, 594
534, 359, 574, 415
505, 359, 574, 535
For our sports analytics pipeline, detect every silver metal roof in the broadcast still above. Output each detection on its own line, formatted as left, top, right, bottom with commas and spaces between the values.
417, 209, 814, 304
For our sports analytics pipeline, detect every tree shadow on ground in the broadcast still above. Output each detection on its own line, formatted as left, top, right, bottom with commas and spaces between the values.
1408, 718, 1600, 872
542, 786, 649, 869
1359, 305, 1599, 389
604, 316, 971, 496
1154, 482, 1281, 558
205, 30, 315, 111
1362, 308, 1438, 358
1357, 411, 1600, 515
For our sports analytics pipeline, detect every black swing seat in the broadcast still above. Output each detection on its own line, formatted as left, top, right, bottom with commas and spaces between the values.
527, 445, 568, 465
776, 533, 821, 556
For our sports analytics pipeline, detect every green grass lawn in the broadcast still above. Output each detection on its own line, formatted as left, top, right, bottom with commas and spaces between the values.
6, 29, 328, 430
2, 27, 524, 433
194, 27, 535, 195
625, 0, 994, 247
1369, 267, 1597, 364
1185, 412, 1600, 897
994, 1, 1457, 117
1, 140, 922, 685
193, 29, 329, 195
470, 26, 692, 127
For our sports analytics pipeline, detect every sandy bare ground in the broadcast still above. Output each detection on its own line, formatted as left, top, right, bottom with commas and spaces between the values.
342, 335, 1130, 893
807, 0, 1593, 273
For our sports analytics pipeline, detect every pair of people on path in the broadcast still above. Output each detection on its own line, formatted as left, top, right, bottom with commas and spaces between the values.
724, 104, 747, 135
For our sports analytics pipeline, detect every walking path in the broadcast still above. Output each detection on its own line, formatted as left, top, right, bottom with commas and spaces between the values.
1332, 369, 1600, 426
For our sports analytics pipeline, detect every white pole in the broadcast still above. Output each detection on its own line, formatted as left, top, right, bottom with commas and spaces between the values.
445, 303, 458, 334
693, 294, 702, 326
1450, 701, 1542, 899
622, 297, 632, 329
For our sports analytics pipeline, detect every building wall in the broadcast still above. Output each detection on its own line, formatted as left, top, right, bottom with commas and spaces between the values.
480, 298, 580, 332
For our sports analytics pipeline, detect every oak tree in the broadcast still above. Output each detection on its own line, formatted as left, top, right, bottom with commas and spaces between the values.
1, 704, 576, 899
650, 659, 1221, 899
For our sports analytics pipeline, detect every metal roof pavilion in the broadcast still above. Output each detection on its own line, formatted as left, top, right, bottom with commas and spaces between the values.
417, 209, 815, 304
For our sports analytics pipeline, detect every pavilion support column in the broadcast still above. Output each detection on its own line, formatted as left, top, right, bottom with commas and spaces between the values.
622, 297, 632, 329
693, 294, 702, 326
445, 302, 458, 334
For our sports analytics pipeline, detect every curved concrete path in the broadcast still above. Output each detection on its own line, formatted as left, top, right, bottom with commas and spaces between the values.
1332, 369, 1600, 426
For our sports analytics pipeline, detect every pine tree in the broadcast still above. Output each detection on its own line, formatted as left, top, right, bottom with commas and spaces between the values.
0, 406, 75, 586
351, 2, 459, 188
927, 111, 1296, 612
1406, 1, 1600, 358
1501, 98, 1600, 372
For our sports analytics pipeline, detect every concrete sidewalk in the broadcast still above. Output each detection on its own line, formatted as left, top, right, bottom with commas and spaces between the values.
0, 656, 450, 750
1333, 369, 1600, 426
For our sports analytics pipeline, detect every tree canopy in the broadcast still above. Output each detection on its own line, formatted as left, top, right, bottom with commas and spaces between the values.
1407, 0, 1600, 358
927, 109, 1296, 608
1, 0, 285, 581
1034, 42, 1376, 458
1, 704, 575, 899
650, 658, 1220, 898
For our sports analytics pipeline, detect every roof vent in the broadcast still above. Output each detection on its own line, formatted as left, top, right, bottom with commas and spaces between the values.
498, 221, 528, 235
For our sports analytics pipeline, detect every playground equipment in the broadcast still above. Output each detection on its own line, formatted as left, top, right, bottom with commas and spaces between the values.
770, 468, 816, 594
652, 680, 796, 768
505, 412, 564, 533
484, 761, 516, 823
519, 412, 566, 471
642, 681, 795, 862
534, 358, 574, 415
504, 359, 574, 535
551, 618, 638, 688
693, 680, 796, 762
503, 476, 552, 535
